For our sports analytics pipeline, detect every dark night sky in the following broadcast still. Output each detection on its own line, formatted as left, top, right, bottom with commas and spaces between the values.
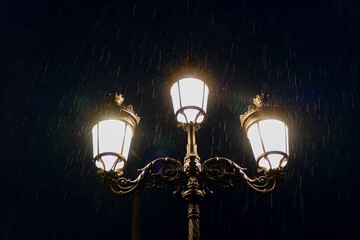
1, 0, 359, 239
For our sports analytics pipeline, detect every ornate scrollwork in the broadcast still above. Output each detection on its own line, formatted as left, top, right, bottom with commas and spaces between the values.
101, 156, 283, 196
202, 157, 283, 194
140, 157, 183, 188
103, 157, 183, 196
243, 169, 283, 193
202, 157, 247, 189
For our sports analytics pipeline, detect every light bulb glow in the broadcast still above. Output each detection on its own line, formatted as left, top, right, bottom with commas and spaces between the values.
247, 119, 289, 170
170, 78, 209, 123
92, 119, 134, 171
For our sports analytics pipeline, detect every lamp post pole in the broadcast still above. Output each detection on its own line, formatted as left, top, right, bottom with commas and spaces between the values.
131, 192, 140, 240
182, 124, 204, 240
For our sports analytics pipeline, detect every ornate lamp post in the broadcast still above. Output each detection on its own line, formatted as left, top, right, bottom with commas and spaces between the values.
89, 59, 290, 240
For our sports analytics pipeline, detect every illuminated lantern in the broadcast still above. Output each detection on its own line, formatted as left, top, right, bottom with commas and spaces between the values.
240, 94, 289, 171
168, 59, 210, 124
91, 93, 140, 175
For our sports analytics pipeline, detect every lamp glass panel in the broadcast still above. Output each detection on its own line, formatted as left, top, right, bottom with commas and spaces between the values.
282, 125, 289, 167
170, 83, 181, 116
92, 119, 134, 171
247, 119, 288, 170
92, 125, 98, 159
247, 124, 268, 169
121, 125, 133, 161
170, 78, 209, 123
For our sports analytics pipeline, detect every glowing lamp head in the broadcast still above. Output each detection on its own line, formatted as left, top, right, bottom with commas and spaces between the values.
168, 58, 211, 125
240, 94, 289, 172
91, 93, 140, 175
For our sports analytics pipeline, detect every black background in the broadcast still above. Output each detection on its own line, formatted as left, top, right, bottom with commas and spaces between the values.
1, 0, 359, 239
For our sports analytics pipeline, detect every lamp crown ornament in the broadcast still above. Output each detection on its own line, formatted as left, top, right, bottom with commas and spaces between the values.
106, 92, 124, 106
102, 93, 140, 124
168, 58, 211, 87
253, 93, 271, 108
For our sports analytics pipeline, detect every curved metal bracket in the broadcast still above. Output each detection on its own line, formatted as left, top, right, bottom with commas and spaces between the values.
202, 157, 247, 189
100, 156, 283, 196
175, 105, 206, 125
93, 152, 126, 175
202, 157, 283, 194
243, 169, 283, 193
102, 157, 183, 196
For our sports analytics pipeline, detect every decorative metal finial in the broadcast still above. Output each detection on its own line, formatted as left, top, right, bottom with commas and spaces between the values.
114, 93, 124, 106
253, 93, 270, 108
240, 93, 274, 127
107, 93, 124, 106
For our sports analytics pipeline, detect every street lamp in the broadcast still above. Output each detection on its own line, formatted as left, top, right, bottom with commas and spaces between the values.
240, 94, 289, 172
89, 59, 290, 240
91, 93, 140, 176
168, 59, 210, 124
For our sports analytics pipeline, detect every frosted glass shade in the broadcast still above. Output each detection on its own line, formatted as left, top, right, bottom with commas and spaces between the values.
246, 119, 289, 171
170, 78, 209, 124
92, 119, 134, 172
